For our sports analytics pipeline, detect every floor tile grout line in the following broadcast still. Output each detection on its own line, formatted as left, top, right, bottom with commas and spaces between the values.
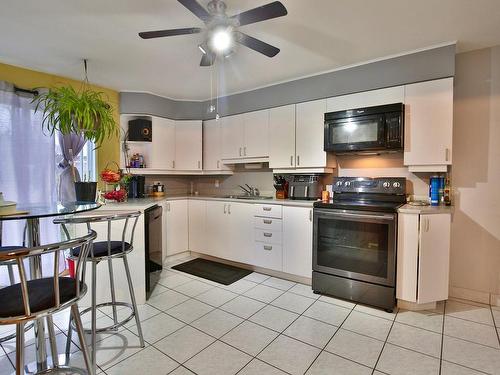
489, 304, 500, 348
370, 307, 399, 374
439, 301, 447, 375
444, 313, 497, 328
440, 359, 493, 375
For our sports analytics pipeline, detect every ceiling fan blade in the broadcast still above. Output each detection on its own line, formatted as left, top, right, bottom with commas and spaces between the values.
235, 31, 280, 57
139, 27, 202, 39
231, 1, 287, 27
178, 0, 210, 22
200, 53, 216, 66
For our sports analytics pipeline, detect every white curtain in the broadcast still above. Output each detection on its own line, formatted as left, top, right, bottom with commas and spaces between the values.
0, 81, 60, 283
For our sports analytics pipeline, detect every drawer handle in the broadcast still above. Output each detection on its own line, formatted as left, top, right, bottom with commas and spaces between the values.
263, 207, 272, 211
263, 232, 272, 237
263, 219, 272, 224
264, 245, 272, 251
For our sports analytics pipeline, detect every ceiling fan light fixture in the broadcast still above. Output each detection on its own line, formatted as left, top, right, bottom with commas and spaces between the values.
198, 44, 207, 54
209, 27, 233, 53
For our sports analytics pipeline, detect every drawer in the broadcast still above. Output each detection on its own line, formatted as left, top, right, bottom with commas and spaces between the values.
252, 242, 283, 271
254, 204, 282, 219
254, 217, 282, 231
254, 229, 282, 244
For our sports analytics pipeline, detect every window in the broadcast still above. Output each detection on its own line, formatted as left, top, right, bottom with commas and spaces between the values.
55, 137, 96, 182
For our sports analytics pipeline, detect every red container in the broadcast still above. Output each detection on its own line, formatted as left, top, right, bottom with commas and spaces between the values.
68, 258, 75, 278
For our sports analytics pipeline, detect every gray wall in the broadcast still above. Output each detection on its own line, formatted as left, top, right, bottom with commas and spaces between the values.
120, 44, 455, 120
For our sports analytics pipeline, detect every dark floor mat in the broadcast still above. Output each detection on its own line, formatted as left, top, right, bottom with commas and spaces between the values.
172, 258, 252, 285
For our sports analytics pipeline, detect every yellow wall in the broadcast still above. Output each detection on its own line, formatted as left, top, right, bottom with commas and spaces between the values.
0, 62, 120, 180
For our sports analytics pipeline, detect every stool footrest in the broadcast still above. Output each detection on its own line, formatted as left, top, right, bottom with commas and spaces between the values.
73, 302, 136, 334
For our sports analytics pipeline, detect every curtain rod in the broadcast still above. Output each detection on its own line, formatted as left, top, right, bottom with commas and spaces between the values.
14, 86, 38, 96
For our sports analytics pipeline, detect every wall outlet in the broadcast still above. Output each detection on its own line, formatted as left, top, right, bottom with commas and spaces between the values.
215, 179, 220, 188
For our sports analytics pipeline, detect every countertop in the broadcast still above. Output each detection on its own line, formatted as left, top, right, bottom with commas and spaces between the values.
398, 203, 454, 214
102, 195, 316, 210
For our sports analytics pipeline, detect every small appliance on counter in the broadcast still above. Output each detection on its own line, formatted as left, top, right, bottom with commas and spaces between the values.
288, 175, 323, 200
273, 175, 288, 199
127, 175, 146, 198
152, 182, 165, 197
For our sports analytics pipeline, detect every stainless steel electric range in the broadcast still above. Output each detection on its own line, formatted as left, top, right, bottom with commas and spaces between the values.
312, 177, 406, 312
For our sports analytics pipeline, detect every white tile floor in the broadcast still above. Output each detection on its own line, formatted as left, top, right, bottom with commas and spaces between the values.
2, 256, 500, 375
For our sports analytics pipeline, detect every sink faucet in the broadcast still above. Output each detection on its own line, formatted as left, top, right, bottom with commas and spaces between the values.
238, 184, 260, 196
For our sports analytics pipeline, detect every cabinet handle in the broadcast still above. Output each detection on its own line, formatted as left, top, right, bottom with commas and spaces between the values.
309, 210, 312, 222
217, 160, 220, 169
263, 245, 273, 251
263, 219, 272, 224
228, 204, 231, 214
172, 160, 175, 169
445, 148, 450, 162
297, 155, 300, 166
290, 155, 293, 166
244, 146, 247, 156
263, 232, 272, 237
427, 218, 430, 232
167, 203, 170, 212
223, 204, 227, 214
198, 160, 201, 169
239, 147, 242, 157
263, 207, 272, 211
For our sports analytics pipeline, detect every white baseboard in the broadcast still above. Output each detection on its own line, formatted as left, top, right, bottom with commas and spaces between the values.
397, 300, 437, 311
449, 285, 491, 305
491, 293, 500, 307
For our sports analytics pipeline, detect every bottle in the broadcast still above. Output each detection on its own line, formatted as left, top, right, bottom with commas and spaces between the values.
443, 176, 452, 206
429, 176, 440, 206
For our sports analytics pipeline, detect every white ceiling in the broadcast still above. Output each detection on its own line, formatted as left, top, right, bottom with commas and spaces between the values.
1, 0, 500, 100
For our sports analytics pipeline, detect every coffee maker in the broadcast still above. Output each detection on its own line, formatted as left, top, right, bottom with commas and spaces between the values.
128, 175, 146, 198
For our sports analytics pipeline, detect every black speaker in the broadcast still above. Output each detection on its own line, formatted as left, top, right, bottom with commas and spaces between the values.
128, 119, 152, 142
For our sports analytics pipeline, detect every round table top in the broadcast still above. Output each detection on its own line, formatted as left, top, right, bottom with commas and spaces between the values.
0, 201, 101, 221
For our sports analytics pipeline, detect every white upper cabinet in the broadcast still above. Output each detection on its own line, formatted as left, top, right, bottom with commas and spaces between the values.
174, 120, 202, 170
203, 119, 230, 171
403, 78, 454, 172
221, 114, 245, 159
326, 86, 405, 112
243, 109, 269, 158
269, 105, 296, 168
296, 99, 328, 168
151, 117, 175, 170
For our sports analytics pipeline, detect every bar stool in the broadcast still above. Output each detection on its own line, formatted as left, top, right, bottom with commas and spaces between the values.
0, 229, 96, 375
0, 221, 34, 345
54, 211, 145, 375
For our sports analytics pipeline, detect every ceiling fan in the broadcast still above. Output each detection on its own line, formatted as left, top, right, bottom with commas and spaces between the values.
139, 0, 288, 66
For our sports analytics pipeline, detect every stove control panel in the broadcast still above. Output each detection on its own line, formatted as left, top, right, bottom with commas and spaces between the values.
332, 177, 406, 195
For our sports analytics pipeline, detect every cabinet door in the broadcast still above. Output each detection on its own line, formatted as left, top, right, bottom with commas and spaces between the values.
203, 120, 221, 170
396, 213, 419, 302
166, 200, 189, 256
418, 214, 451, 303
225, 202, 253, 263
269, 105, 296, 168
205, 200, 227, 258
188, 200, 206, 252
283, 206, 313, 278
404, 78, 454, 168
221, 115, 245, 159
151, 117, 175, 169
296, 99, 327, 168
175, 120, 202, 170
244, 109, 269, 158
326, 86, 405, 112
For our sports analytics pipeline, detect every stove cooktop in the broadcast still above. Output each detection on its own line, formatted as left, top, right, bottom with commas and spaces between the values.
313, 199, 405, 213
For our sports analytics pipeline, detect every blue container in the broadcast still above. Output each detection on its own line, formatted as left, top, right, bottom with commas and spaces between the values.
430, 176, 440, 206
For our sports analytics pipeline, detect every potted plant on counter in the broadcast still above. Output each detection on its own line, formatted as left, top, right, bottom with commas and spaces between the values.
33, 73, 118, 202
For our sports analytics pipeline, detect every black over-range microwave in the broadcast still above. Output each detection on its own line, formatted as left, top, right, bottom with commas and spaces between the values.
324, 103, 404, 154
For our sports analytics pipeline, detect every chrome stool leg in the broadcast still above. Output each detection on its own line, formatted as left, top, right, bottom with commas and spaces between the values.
91, 260, 98, 375
106, 257, 119, 329
46, 316, 59, 367
16, 323, 25, 375
71, 304, 94, 375
123, 254, 145, 347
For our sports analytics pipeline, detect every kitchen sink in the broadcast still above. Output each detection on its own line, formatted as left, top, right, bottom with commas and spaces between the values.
217, 195, 273, 200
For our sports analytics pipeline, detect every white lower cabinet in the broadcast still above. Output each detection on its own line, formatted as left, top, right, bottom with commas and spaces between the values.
165, 200, 189, 256
188, 200, 206, 253
396, 212, 451, 304
283, 206, 313, 278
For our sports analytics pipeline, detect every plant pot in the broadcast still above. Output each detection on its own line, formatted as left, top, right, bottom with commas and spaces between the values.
75, 182, 97, 203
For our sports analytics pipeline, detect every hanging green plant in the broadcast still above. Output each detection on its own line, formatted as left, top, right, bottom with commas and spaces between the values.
33, 85, 118, 146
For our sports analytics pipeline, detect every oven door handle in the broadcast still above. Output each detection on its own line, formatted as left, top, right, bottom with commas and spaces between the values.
322, 211, 395, 221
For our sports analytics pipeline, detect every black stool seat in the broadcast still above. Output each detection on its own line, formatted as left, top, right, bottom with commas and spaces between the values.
0, 277, 77, 318
73, 241, 131, 258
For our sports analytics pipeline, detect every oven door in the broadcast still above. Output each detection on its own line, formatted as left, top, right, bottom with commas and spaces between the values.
324, 114, 386, 152
313, 208, 396, 287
